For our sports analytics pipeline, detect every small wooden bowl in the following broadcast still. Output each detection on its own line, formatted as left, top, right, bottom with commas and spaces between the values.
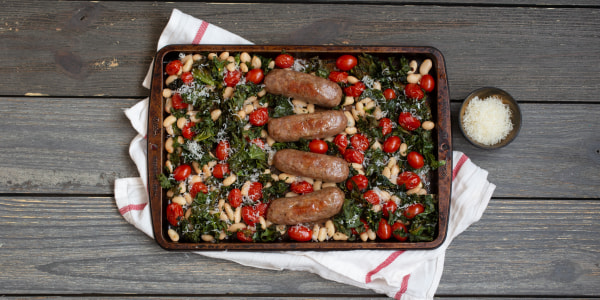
459, 87, 522, 149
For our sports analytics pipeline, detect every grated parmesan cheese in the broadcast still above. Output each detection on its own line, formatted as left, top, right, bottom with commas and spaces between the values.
462, 95, 513, 146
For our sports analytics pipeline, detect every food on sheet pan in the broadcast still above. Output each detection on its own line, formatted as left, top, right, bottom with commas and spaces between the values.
158, 51, 444, 244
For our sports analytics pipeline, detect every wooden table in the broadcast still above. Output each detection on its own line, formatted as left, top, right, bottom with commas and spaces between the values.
1, 1, 598, 298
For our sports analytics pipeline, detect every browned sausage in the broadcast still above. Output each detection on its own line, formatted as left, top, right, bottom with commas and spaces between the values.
264, 69, 343, 108
268, 110, 347, 142
273, 149, 349, 183
267, 187, 345, 225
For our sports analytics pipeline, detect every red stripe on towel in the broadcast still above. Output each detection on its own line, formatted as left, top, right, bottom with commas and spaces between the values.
192, 21, 209, 44
365, 251, 404, 283
119, 203, 147, 215
452, 153, 469, 182
394, 274, 411, 299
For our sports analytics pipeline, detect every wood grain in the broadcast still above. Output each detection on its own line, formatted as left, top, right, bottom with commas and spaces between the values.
1, 97, 598, 198
0, 1, 598, 103
0, 196, 597, 296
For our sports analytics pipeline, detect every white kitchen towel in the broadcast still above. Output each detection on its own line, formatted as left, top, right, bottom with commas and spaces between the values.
114, 8, 496, 300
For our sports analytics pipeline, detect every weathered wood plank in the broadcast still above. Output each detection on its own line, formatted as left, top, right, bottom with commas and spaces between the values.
0, 1, 598, 103
0, 196, 598, 296
1, 97, 598, 198
0, 97, 141, 194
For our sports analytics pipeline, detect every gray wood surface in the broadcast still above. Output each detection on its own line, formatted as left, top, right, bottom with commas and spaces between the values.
0, 0, 598, 299
0, 2, 598, 103
0, 196, 598, 296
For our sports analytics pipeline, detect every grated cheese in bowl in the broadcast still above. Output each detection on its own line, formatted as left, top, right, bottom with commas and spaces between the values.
461, 95, 513, 146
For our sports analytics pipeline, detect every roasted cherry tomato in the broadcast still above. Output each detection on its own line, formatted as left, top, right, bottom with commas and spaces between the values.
190, 181, 208, 199
308, 139, 328, 154
249, 137, 265, 149
404, 83, 424, 100
420, 74, 435, 92
236, 229, 254, 242
363, 190, 380, 205
224, 69, 241, 87
165, 60, 182, 76
333, 134, 348, 154
249, 107, 269, 126
343, 149, 364, 164
396, 171, 421, 190
228, 188, 243, 208
171, 93, 187, 110
404, 203, 425, 219
407, 151, 425, 169
398, 112, 421, 131
166, 202, 184, 226
351, 219, 369, 235
350, 134, 369, 152
336, 54, 358, 71
392, 222, 408, 241
346, 174, 368, 191
291, 181, 314, 194
344, 82, 366, 98
377, 219, 392, 240
215, 140, 230, 161
212, 163, 229, 179
181, 71, 193, 84
242, 206, 259, 226
181, 121, 196, 140
328, 71, 348, 83
379, 117, 393, 136
247, 182, 263, 202
383, 88, 396, 100
173, 164, 191, 181
288, 225, 313, 242
382, 136, 401, 153
275, 53, 294, 68
246, 68, 265, 84
382, 200, 398, 218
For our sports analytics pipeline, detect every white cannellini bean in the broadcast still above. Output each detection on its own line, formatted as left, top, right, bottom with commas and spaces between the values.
226, 62, 236, 72
371, 141, 382, 150
184, 193, 192, 205
422, 121, 435, 130
347, 75, 359, 84
165, 160, 174, 173
313, 180, 322, 191
257, 89, 267, 97
223, 86, 234, 99
227, 223, 246, 232
399, 143, 408, 156
285, 192, 299, 198
210, 109, 222, 121
224, 203, 234, 221
367, 229, 377, 240
292, 99, 307, 107
241, 181, 252, 196
391, 165, 400, 177
325, 220, 335, 237
176, 117, 187, 129
408, 60, 418, 74
259, 216, 267, 230
207, 53, 217, 60
219, 51, 229, 61
387, 157, 397, 169
192, 161, 201, 174
360, 232, 369, 242
345, 127, 357, 135
333, 232, 348, 241
312, 224, 320, 241
182, 56, 194, 72
419, 59, 433, 75
222, 174, 237, 186
172, 196, 186, 206
407, 187, 421, 195
240, 63, 248, 73
165, 137, 174, 153
192, 54, 202, 61
164, 98, 173, 113
162, 88, 172, 99
307, 103, 315, 113
382, 166, 391, 178
364, 101, 376, 110
168, 229, 179, 242
251, 56, 261, 69
343, 96, 355, 106
318, 227, 328, 242
165, 74, 178, 86
300, 177, 315, 185
373, 81, 381, 90
234, 206, 241, 223
163, 115, 177, 128
201, 234, 214, 242
240, 52, 251, 63
407, 73, 422, 84
344, 111, 355, 127
322, 182, 337, 188
244, 104, 254, 114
